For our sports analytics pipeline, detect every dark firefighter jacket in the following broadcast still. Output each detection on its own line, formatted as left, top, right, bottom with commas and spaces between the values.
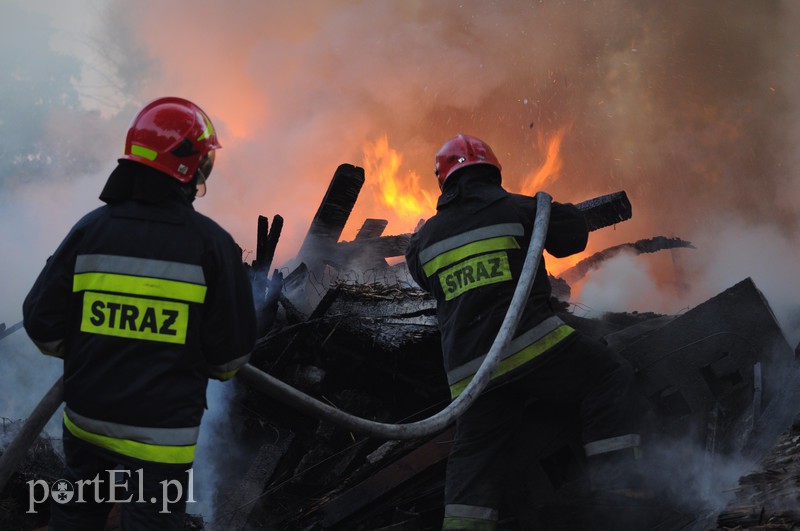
23, 161, 257, 465
405, 166, 588, 398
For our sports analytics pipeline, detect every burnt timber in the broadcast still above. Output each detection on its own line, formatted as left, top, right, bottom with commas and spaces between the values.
2, 165, 799, 531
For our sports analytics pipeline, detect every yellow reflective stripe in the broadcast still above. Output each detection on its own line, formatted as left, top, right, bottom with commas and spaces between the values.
73, 272, 206, 303
442, 518, 497, 531
130, 145, 157, 161
81, 292, 189, 345
438, 251, 512, 301
63, 412, 195, 464
422, 236, 520, 277
449, 325, 575, 398
211, 368, 240, 381
197, 113, 214, 141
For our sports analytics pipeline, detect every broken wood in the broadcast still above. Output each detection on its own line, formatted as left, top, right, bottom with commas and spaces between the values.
0, 321, 23, 342
559, 236, 696, 285
574, 190, 632, 231
255, 214, 283, 273
322, 429, 454, 528
297, 164, 365, 271
0, 377, 63, 493
355, 219, 389, 240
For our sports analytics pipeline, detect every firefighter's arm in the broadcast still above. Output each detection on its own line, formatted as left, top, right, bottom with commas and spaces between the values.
200, 238, 257, 381
23, 228, 83, 358
404, 231, 430, 292
544, 202, 589, 258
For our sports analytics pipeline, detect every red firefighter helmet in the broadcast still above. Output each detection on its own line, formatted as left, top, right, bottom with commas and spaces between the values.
435, 134, 502, 189
123, 97, 221, 188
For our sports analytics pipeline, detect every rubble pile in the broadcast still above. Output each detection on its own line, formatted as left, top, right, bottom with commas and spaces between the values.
1, 164, 799, 530
212, 166, 798, 529
0, 420, 62, 530
715, 415, 800, 530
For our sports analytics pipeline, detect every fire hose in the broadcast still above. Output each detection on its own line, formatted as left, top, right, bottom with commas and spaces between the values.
0, 192, 551, 491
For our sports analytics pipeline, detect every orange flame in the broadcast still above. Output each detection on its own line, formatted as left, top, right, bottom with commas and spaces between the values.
519, 126, 570, 195
362, 135, 436, 226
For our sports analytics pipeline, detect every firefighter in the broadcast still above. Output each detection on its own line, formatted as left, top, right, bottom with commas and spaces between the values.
23, 97, 257, 530
404, 134, 641, 530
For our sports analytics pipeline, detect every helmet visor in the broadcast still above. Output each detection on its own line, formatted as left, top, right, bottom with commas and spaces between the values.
195, 151, 216, 198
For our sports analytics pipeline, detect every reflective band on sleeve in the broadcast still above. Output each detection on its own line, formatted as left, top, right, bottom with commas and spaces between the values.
73, 272, 206, 303
130, 145, 158, 161
76, 255, 205, 285
419, 223, 524, 265
444, 504, 499, 521
80, 292, 189, 345
443, 503, 498, 531
442, 518, 497, 531
209, 352, 251, 380
423, 236, 520, 277
449, 324, 575, 398
438, 251, 512, 301
63, 411, 196, 464
584, 434, 641, 457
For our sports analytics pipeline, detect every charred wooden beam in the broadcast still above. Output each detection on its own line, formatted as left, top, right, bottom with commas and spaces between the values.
574, 190, 632, 231
0, 378, 64, 493
335, 234, 412, 271
298, 164, 365, 270
226, 431, 295, 531
559, 236, 696, 285
322, 429, 454, 528
255, 215, 283, 272
0, 321, 23, 342
356, 219, 389, 240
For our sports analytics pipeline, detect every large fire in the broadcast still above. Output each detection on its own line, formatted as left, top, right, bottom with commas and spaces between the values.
357, 129, 593, 277
361, 134, 436, 231
519, 125, 571, 197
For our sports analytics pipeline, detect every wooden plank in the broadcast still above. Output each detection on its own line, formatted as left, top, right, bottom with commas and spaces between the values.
355, 219, 389, 240
322, 429, 454, 528
298, 164, 365, 269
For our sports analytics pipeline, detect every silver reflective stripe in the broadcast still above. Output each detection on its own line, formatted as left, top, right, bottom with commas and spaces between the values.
75, 254, 205, 285
444, 504, 499, 521
210, 352, 251, 374
418, 223, 524, 265
584, 434, 641, 456
446, 316, 564, 385
65, 407, 200, 446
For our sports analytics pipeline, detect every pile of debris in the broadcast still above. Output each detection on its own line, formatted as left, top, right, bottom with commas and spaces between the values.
0, 420, 62, 530
210, 164, 798, 530
2, 162, 799, 531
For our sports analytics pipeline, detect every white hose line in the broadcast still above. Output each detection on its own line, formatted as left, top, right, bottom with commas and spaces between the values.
237, 192, 553, 439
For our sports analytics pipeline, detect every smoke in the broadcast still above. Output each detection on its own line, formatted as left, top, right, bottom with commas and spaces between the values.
645, 436, 758, 517
2, 0, 798, 299
77, 1, 797, 316
574, 252, 671, 317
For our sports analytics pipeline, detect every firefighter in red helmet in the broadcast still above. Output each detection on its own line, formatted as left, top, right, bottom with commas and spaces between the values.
405, 134, 642, 530
23, 97, 256, 530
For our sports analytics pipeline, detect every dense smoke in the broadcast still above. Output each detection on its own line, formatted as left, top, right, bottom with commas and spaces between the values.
2, 1, 798, 317
98, 0, 799, 332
